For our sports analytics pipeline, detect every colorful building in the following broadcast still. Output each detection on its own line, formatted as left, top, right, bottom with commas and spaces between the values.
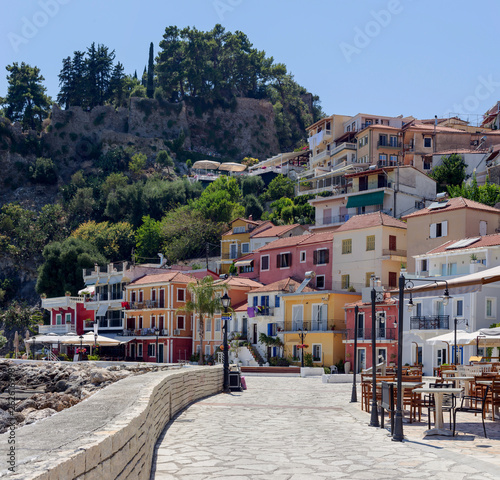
40, 295, 95, 336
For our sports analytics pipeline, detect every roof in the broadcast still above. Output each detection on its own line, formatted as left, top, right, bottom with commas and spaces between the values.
128, 271, 196, 286
214, 277, 263, 289
358, 124, 401, 132
334, 212, 407, 233
425, 233, 500, 255
254, 231, 333, 252
233, 301, 248, 312
251, 223, 302, 239
432, 149, 488, 155
404, 121, 467, 134
403, 197, 500, 219
249, 277, 315, 294
345, 294, 397, 308
230, 217, 261, 226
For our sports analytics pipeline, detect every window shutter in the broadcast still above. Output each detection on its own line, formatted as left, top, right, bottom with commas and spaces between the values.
253, 296, 258, 307
268, 323, 272, 335
430, 223, 436, 238
442, 221, 448, 237
276, 254, 281, 268
325, 249, 330, 264
313, 250, 317, 265
288, 253, 292, 266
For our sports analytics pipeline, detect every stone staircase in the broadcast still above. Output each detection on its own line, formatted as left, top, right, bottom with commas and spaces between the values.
245, 344, 266, 366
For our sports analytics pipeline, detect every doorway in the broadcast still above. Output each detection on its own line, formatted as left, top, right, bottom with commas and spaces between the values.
253, 324, 257, 344
130, 343, 136, 360
357, 348, 366, 372
158, 343, 164, 363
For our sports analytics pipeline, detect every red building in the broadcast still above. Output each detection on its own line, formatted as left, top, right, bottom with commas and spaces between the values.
41, 295, 95, 335
344, 292, 399, 372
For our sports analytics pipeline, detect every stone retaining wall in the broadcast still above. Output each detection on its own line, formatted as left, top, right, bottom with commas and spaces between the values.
1, 365, 222, 479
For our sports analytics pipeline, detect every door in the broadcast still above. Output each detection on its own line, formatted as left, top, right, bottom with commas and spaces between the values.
130, 343, 136, 360
253, 324, 258, 344
357, 348, 366, 372
292, 305, 303, 331
158, 343, 164, 363
480, 220, 487, 236
159, 289, 165, 308
242, 317, 248, 337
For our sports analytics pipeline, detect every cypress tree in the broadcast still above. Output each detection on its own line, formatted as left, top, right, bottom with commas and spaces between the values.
146, 42, 154, 98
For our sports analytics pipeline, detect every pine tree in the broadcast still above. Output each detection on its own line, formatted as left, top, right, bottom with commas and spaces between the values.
147, 42, 154, 98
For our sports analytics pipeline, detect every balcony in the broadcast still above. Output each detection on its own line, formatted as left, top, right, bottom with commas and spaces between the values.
377, 141, 401, 149
86, 293, 124, 303
38, 324, 77, 334
284, 319, 337, 332
127, 300, 160, 310
250, 306, 275, 317
41, 296, 84, 309
315, 214, 349, 228
122, 328, 169, 336
410, 315, 450, 330
347, 327, 397, 341
330, 142, 357, 157
310, 149, 331, 165
382, 248, 407, 258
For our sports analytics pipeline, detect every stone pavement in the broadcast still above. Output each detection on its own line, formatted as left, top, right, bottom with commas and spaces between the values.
151, 377, 500, 479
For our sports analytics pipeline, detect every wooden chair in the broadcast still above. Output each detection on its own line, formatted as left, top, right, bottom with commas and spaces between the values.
485, 378, 500, 421
453, 385, 489, 438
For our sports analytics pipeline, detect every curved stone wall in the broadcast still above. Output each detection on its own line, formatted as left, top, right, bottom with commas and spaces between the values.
0, 365, 223, 479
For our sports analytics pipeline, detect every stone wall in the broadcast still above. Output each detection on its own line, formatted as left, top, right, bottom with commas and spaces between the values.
0, 365, 222, 480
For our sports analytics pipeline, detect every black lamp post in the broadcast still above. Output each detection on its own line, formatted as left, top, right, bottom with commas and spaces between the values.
79, 335, 84, 361
454, 317, 469, 365
299, 328, 307, 368
394, 275, 451, 442
369, 283, 380, 427
221, 292, 231, 393
350, 305, 359, 403
154, 328, 160, 363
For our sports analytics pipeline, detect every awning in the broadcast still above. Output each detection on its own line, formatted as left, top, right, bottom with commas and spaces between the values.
109, 277, 121, 285
218, 162, 247, 172
78, 286, 95, 295
346, 191, 385, 208
192, 160, 220, 170
96, 304, 108, 317
235, 260, 253, 267
425, 330, 475, 345
85, 279, 97, 286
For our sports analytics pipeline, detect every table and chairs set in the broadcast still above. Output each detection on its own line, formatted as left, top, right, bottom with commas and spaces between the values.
361, 364, 500, 438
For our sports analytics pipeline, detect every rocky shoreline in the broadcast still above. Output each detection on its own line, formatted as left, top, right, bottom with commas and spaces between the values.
0, 360, 174, 433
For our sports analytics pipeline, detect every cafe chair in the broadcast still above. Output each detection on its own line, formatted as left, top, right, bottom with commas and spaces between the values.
453, 385, 489, 438
426, 382, 455, 430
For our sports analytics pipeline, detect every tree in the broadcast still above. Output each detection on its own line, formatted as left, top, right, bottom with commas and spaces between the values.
135, 215, 163, 261
129, 152, 147, 176
243, 194, 263, 220
241, 175, 265, 197
448, 175, 500, 207
36, 237, 106, 297
0, 301, 42, 351
71, 221, 135, 262
179, 276, 223, 364
156, 150, 174, 174
147, 42, 155, 99
429, 154, 468, 192
262, 174, 295, 201
2, 62, 51, 131
29, 157, 57, 185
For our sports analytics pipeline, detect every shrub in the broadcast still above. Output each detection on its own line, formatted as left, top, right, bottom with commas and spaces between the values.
29, 157, 57, 185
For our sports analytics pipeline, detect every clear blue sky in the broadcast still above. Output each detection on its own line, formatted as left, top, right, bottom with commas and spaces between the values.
2, 0, 500, 125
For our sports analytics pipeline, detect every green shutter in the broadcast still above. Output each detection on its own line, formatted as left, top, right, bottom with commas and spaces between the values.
346, 191, 385, 208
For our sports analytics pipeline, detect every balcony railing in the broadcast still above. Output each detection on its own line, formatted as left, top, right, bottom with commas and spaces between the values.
122, 328, 169, 336
330, 142, 357, 157
87, 293, 124, 302
250, 306, 275, 317
347, 327, 397, 340
377, 141, 401, 149
128, 300, 159, 310
316, 214, 349, 227
285, 319, 337, 332
382, 249, 407, 258
38, 324, 77, 334
410, 315, 450, 330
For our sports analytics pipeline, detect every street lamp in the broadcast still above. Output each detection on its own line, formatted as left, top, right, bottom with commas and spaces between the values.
221, 292, 231, 393
369, 277, 381, 428
79, 335, 84, 361
454, 317, 469, 365
350, 305, 359, 403
154, 329, 160, 363
394, 275, 451, 442
298, 327, 308, 368
93, 322, 98, 353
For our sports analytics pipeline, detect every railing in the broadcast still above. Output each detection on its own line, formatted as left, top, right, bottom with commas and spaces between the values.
377, 141, 401, 149
128, 300, 159, 309
251, 306, 275, 317
410, 315, 450, 330
347, 328, 397, 340
87, 294, 124, 302
285, 319, 337, 332
41, 296, 84, 309
382, 249, 407, 257
310, 149, 331, 164
330, 142, 357, 157
38, 324, 76, 334
122, 328, 169, 336
315, 214, 349, 227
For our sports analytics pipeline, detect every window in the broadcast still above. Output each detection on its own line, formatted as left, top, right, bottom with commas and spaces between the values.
229, 243, 238, 259
206, 319, 211, 331
137, 343, 143, 357
388, 272, 397, 288
205, 345, 211, 356
342, 239, 352, 254
277, 252, 292, 268
420, 259, 428, 273
389, 235, 397, 251
215, 318, 221, 332
366, 235, 375, 251
379, 154, 387, 165
415, 302, 422, 317
138, 316, 143, 329
379, 134, 387, 146
357, 312, 365, 338
341, 274, 350, 289
424, 137, 432, 148
389, 136, 398, 147
261, 255, 269, 271
65, 313, 72, 324
177, 288, 186, 302
377, 348, 387, 362
148, 343, 156, 358
233, 226, 245, 233
158, 315, 164, 331
486, 298, 496, 318
151, 315, 156, 329
316, 275, 325, 289
441, 263, 457, 276
314, 249, 329, 265
275, 295, 280, 308
131, 291, 136, 303
437, 348, 447, 366
423, 159, 432, 170
55, 314, 62, 325
177, 316, 185, 330
455, 299, 464, 317
312, 344, 322, 362
139, 290, 143, 303
365, 272, 374, 287
300, 251, 306, 263
430, 221, 447, 238
390, 155, 398, 166
241, 243, 250, 254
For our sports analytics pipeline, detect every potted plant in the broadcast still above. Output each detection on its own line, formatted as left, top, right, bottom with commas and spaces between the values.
470, 253, 479, 263
65, 291, 71, 297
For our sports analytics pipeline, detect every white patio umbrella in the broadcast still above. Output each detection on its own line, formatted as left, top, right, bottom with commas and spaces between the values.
218, 162, 247, 172
426, 330, 476, 345
192, 160, 220, 170
58, 332, 125, 346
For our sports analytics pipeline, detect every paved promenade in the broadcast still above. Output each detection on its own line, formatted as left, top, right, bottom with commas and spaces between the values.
151, 376, 500, 479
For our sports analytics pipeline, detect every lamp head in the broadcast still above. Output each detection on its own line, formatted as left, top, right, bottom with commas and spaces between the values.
221, 292, 231, 309
440, 288, 451, 306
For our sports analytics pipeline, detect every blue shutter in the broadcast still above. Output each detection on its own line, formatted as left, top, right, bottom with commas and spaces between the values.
275, 295, 280, 308
253, 296, 258, 307
268, 323, 272, 335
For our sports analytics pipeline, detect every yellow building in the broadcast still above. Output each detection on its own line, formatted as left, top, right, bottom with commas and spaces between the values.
219, 217, 264, 274
281, 290, 361, 367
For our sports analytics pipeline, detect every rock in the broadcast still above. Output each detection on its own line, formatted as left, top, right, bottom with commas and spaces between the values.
0, 399, 10, 411
24, 408, 57, 425
89, 368, 114, 385
0, 409, 15, 433
15, 398, 36, 412
54, 380, 69, 392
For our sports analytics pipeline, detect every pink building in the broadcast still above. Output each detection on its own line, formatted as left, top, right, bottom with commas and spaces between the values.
41, 295, 95, 336
236, 231, 334, 290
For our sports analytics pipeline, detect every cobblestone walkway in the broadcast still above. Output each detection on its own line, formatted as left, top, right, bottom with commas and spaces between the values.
151, 377, 500, 479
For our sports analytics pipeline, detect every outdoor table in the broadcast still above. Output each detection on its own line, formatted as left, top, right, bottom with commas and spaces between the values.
413, 387, 463, 436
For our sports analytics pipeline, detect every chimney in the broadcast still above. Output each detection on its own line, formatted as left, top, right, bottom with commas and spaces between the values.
248, 215, 253, 221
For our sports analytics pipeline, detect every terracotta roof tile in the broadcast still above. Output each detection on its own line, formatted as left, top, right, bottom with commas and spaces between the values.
403, 197, 500, 219
214, 277, 263, 288
251, 223, 302, 239
334, 212, 407, 233
254, 231, 333, 252
425, 233, 500, 255
249, 277, 315, 293
128, 271, 196, 286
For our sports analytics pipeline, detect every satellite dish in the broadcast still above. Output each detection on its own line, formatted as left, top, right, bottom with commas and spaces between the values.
288, 170, 298, 180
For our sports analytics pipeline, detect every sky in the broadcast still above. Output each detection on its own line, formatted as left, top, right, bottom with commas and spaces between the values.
2, 0, 500, 125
